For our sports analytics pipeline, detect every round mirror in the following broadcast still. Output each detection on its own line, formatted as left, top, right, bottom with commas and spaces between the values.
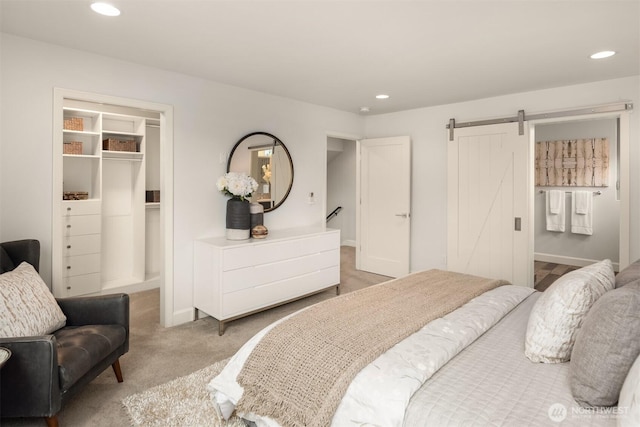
227, 132, 294, 212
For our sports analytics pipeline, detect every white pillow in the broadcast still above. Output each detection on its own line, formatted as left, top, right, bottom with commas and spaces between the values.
618, 354, 640, 427
525, 259, 614, 363
0, 262, 66, 337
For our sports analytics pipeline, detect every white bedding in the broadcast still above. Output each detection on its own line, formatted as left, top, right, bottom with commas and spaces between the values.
207, 285, 535, 427
403, 292, 617, 427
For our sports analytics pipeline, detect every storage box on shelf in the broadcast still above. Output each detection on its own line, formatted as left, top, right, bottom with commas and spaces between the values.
63, 141, 83, 155
63, 116, 84, 131
103, 138, 137, 152
145, 190, 160, 203
63, 191, 89, 201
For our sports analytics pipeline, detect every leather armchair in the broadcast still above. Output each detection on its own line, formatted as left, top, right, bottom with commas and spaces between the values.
0, 240, 129, 427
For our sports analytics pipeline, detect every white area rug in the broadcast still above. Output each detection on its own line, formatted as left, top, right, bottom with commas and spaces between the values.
123, 358, 245, 426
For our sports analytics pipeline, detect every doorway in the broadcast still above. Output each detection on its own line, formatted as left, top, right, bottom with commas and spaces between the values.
532, 117, 621, 273
326, 136, 357, 247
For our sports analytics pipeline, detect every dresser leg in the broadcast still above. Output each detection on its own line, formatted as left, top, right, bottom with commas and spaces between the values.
218, 320, 226, 336
336, 284, 341, 295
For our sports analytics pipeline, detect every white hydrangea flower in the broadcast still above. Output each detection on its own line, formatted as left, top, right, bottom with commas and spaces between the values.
217, 172, 258, 200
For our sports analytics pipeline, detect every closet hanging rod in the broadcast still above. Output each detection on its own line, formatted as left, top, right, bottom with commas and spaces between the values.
538, 190, 602, 195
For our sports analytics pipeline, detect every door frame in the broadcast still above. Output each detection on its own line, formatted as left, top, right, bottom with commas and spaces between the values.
53, 88, 175, 327
528, 110, 631, 269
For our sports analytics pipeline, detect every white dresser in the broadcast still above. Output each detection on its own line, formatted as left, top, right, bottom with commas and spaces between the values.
61, 200, 102, 297
193, 227, 340, 334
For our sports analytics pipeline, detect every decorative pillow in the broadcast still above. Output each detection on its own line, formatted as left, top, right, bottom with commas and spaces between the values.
525, 259, 614, 363
615, 258, 640, 288
0, 246, 14, 274
570, 282, 640, 407
618, 353, 640, 427
0, 262, 66, 337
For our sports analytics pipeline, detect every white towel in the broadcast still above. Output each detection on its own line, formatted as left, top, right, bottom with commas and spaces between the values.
572, 191, 593, 235
546, 190, 565, 232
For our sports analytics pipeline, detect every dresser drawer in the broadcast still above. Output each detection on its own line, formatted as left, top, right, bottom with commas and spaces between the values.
64, 273, 101, 297
222, 266, 339, 318
63, 253, 100, 277
62, 200, 101, 216
223, 232, 339, 271
62, 234, 101, 257
62, 215, 101, 236
223, 249, 339, 293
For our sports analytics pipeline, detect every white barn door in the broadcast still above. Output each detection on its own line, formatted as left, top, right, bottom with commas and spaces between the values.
357, 136, 411, 278
447, 122, 532, 286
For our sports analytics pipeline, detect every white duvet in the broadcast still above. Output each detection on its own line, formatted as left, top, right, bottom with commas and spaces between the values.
207, 285, 535, 427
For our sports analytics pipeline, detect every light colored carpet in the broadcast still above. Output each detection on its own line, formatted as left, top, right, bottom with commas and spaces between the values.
122, 358, 244, 427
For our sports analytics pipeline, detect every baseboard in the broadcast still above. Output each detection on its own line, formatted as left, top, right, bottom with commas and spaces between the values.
534, 252, 620, 272
100, 277, 160, 295
171, 307, 196, 326
342, 239, 356, 247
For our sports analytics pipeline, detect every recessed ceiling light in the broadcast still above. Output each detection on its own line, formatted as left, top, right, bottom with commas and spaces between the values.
590, 51, 616, 59
375, 94, 390, 100
359, 107, 370, 113
91, 2, 121, 17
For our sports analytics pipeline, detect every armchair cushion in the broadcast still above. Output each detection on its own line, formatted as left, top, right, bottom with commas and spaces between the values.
0, 262, 66, 337
55, 325, 127, 390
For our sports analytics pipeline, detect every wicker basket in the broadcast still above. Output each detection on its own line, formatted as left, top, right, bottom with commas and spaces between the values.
63, 191, 89, 200
63, 141, 83, 155
63, 117, 84, 131
103, 138, 137, 152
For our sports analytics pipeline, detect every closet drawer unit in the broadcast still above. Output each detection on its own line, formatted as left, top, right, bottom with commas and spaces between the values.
62, 234, 101, 257
64, 273, 101, 297
222, 266, 340, 318
62, 214, 101, 236
222, 249, 339, 293
63, 253, 101, 277
223, 231, 340, 271
62, 200, 101, 216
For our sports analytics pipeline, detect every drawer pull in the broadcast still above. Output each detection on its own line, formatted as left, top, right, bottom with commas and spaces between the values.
66, 266, 71, 270
67, 207, 71, 211
67, 245, 71, 249
66, 286, 71, 290
66, 225, 71, 228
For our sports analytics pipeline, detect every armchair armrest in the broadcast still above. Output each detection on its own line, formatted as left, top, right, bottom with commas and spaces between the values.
56, 293, 129, 329
0, 336, 61, 417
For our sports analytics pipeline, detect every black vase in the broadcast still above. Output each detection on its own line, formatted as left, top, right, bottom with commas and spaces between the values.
226, 197, 251, 240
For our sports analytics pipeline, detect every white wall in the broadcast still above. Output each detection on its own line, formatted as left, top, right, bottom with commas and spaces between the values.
0, 34, 363, 324
534, 119, 620, 267
363, 76, 640, 274
326, 138, 356, 245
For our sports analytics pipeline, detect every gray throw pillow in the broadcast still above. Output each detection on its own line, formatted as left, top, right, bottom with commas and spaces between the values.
615, 259, 640, 288
570, 282, 640, 407
0, 247, 14, 274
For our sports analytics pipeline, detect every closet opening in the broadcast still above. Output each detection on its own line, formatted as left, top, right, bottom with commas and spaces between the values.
53, 89, 174, 326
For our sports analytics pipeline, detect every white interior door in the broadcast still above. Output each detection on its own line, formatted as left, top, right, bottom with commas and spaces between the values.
447, 122, 532, 286
357, 136, 411, 277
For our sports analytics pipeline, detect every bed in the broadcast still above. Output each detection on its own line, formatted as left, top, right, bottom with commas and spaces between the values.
207, 260, 640, 427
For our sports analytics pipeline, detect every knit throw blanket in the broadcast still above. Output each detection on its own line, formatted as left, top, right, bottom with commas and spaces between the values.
235, 269, 508, 427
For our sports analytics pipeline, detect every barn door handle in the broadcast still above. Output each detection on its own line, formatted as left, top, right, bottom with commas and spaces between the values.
515, 217, 522, 231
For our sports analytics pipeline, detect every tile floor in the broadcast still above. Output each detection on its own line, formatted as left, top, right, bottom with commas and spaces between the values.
534, 261, 579, 292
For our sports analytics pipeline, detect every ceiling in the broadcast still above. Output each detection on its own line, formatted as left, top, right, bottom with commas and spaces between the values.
1, 0, 638, 115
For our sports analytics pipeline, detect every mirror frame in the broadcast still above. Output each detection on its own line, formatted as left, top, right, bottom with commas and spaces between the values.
226, 131, 294, 212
